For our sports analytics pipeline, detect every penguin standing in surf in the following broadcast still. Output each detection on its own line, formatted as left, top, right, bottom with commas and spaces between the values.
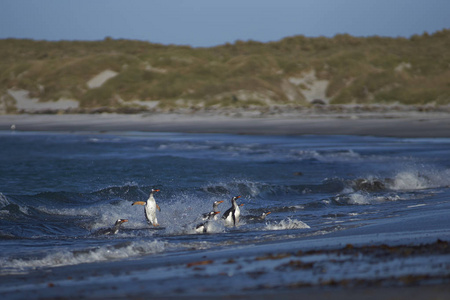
132, 188, 161, 226
222, 195, 241, 227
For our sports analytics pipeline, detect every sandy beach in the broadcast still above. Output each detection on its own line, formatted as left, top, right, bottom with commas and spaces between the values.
1, 111, 450, 137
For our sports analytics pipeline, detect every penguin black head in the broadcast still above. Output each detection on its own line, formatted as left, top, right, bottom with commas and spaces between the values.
115, 219, 128, 226
261, 212, 271, 219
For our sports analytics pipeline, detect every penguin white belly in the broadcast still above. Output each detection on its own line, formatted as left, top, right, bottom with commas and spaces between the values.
195, 223, 206, 233
145, 201, 158, 226
234, 207, 240, 225
223, 212, 234, 227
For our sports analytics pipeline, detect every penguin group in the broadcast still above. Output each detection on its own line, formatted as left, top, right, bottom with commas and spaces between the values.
95, 188, 271, 235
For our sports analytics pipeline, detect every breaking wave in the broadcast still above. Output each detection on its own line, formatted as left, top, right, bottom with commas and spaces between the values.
330, 167, 450, 205
0, 240, 166, 275
388, 169, 450, 190
334, 192, 402, 205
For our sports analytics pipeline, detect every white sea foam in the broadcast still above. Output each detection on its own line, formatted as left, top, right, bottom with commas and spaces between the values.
265, 218, 310, 230
0, 193, 10, 208
347, 193, 371, 205
159, 192, 231, 235
391, 171, 430, 190
0, 240, 165, 275
349, 193, 400, 205
1, 193, 30, 215
336, 192, 401, 205
389, 169, 450, 190
181, 219, 226, 235
290, 149, 362, 162
38, 206, 99, 218
341, 168, 450, 205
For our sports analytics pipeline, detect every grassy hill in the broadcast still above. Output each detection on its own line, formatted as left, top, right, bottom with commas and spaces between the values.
1, 30, 449, 113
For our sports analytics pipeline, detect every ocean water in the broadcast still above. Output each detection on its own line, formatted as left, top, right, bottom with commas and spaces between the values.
1, 131, 450, 297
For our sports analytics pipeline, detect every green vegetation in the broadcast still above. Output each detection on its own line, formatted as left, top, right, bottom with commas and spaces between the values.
1, 30, 449, 113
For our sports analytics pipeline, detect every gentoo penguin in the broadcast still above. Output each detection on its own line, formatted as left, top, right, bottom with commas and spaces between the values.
132, 188, 161, 226
242, 211, 272, 223
94, 219, 128, 235
222, 196, 241, 227
195, 211, 220, 233
201, 200, 224, 221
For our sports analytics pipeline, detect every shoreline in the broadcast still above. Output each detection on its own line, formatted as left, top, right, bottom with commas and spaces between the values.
1, 112, 450, 137
2, 228, 449, 299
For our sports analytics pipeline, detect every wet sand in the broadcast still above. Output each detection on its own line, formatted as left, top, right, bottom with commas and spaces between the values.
1, 112, 450, 137
2, 224, 449, 299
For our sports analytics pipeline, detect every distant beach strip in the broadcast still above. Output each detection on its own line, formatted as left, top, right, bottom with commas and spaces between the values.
1, 112, 450, 138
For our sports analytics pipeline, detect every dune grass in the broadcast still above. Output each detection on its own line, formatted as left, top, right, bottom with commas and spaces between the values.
1, 30, 449, 112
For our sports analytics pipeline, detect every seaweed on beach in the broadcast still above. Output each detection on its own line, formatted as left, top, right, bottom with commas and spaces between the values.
253, 239, 450, 289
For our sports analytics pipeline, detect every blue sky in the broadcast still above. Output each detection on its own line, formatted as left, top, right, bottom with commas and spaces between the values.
1, 0, 449, 47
